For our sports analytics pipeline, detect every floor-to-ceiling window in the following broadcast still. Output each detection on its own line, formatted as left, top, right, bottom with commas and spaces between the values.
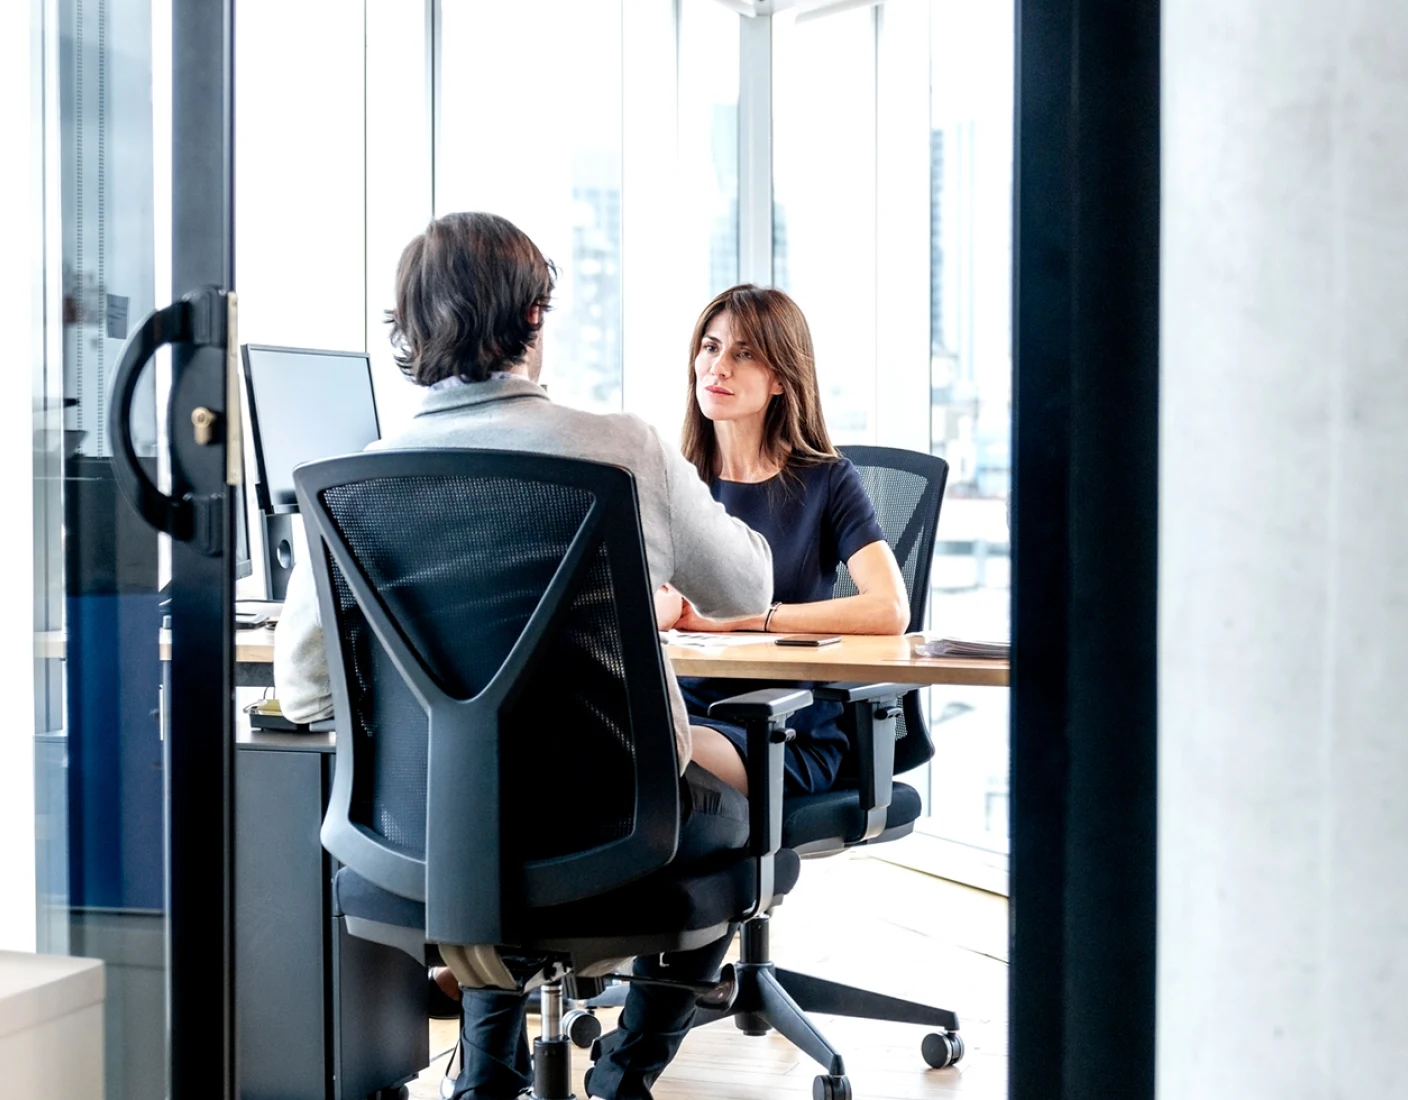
918, 0, 1014, 876
431, 0, 1015, 887
436, 0, 625, 413
435, 0, 741, 438
771, 0, 1014, 882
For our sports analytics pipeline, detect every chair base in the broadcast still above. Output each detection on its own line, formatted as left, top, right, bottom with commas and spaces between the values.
532, 1035, 576, 1100
587, 913, 965, 1094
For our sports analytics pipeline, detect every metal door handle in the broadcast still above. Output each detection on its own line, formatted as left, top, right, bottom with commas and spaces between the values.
108, 286, 230, 542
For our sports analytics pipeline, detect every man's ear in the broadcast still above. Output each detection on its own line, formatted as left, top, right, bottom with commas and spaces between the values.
527, 304, 543, 326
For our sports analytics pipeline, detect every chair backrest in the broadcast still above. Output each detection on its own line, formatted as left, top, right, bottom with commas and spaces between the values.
296, 450, 682, 949
837, 446, 950, 776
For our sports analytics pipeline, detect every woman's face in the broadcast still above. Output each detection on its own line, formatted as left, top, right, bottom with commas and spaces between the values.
693, 310, 783, 425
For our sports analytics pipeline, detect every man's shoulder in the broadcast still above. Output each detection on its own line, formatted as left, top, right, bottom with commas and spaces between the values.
544, 402, 654, 438
539, 405, 664, 465
392, 399, 666, 471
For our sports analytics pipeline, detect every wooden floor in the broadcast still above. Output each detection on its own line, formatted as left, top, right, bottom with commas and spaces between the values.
409, 845, 1008, 1100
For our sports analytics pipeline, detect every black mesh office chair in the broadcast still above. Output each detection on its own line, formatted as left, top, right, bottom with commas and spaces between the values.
294, 450, 827, 1100
597, 446, 966, 1083
785, 447, 963, 1071
782, 446, 952, 863
833, 445, 950, 781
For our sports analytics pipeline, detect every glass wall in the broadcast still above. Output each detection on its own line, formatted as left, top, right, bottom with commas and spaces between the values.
921, 0, 1014, 859
33, 1, 172, 1094
769, 2, 1014, 864
2, 0, 39, 960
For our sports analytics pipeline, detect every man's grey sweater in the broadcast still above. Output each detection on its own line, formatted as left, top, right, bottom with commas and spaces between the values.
273, 376, 774, 770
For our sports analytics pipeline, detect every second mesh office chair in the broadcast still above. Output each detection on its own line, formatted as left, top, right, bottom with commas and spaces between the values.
760, 446, 964, 1068
832, 445, 951, 778
295, 449, 831, 1100
589, 446, 965, 1082
775, 446, 953, 859
781, 446, 963, 1069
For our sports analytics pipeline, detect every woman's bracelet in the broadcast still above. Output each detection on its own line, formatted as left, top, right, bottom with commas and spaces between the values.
763, 602, 782, 632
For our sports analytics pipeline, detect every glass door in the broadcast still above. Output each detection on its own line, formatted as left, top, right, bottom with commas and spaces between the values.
34, 1, 238, 1096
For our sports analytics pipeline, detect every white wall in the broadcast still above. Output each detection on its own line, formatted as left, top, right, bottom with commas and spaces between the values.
364, 0, 432, 439
1160, 0, 1408, 1094
0, 0, 39, 954
233, 0, 428, 594
235, 0, 367, 354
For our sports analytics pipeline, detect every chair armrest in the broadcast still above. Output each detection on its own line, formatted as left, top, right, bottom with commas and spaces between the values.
814, 682, 916, 842
708, 688, 813, 916
708, 687, 813, 721
812, 681, 913, 705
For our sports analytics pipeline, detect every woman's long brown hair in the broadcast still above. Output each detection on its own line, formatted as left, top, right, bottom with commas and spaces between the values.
681, 284, 838, 482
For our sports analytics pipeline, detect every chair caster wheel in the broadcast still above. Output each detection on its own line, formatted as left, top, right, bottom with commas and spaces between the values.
813, 1073, 852, 1100
564, 1007, 602, 1048
922, 1030, 965, 1068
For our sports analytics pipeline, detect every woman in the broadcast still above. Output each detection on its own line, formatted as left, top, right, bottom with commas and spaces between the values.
657, 284, 910, 797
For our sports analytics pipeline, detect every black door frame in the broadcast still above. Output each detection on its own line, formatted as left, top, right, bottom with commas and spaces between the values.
167, 2, 237, 1096
1009, 0, 1160, 1097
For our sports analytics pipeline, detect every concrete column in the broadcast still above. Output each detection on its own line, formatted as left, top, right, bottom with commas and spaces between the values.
1161, 0, 1408, 1096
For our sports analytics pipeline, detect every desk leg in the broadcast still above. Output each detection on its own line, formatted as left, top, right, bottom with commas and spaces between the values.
235, 742, 427, 1099
330, 906, 427, 1100
235, 747, 329, 1099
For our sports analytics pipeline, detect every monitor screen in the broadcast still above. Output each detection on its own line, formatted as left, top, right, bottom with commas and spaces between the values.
234, 476, 252, 578
241, 345, 381, 512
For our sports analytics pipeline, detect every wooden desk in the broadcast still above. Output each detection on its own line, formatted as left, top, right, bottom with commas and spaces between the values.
168, 627, 1009, 688
159, 625, 279, 687
664, 634, 1008, 687
157, 624, 278, 665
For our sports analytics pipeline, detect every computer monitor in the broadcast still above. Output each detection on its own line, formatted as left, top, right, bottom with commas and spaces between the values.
242, 345, 381, 513
241, 345, 381, 598
234, 475, 252, 580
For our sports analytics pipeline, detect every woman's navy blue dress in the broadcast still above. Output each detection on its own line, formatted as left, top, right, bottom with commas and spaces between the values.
679, 457, 886, 795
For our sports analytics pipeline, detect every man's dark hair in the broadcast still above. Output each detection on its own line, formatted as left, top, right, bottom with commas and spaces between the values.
387, 212, 555, 386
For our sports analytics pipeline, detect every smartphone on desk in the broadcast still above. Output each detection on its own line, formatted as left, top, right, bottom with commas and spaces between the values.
774, 634, 842, 647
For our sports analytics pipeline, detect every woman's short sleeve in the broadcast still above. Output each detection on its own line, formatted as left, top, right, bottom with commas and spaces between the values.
828, 458, 887, 565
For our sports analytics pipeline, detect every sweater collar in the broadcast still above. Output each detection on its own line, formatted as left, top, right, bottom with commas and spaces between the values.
414, 375, 551, 418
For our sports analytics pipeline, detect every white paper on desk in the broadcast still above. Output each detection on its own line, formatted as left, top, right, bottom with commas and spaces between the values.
909, 635, 1009, 659
659, 630, 782, 650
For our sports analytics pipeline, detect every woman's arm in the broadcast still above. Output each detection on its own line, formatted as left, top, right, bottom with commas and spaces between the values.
675, 539, 910, 635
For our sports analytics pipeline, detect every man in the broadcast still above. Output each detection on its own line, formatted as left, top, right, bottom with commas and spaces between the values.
274, 211, 773, 1100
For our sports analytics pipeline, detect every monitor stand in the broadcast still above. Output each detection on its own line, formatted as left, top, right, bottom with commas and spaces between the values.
262, 512, 299, 602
